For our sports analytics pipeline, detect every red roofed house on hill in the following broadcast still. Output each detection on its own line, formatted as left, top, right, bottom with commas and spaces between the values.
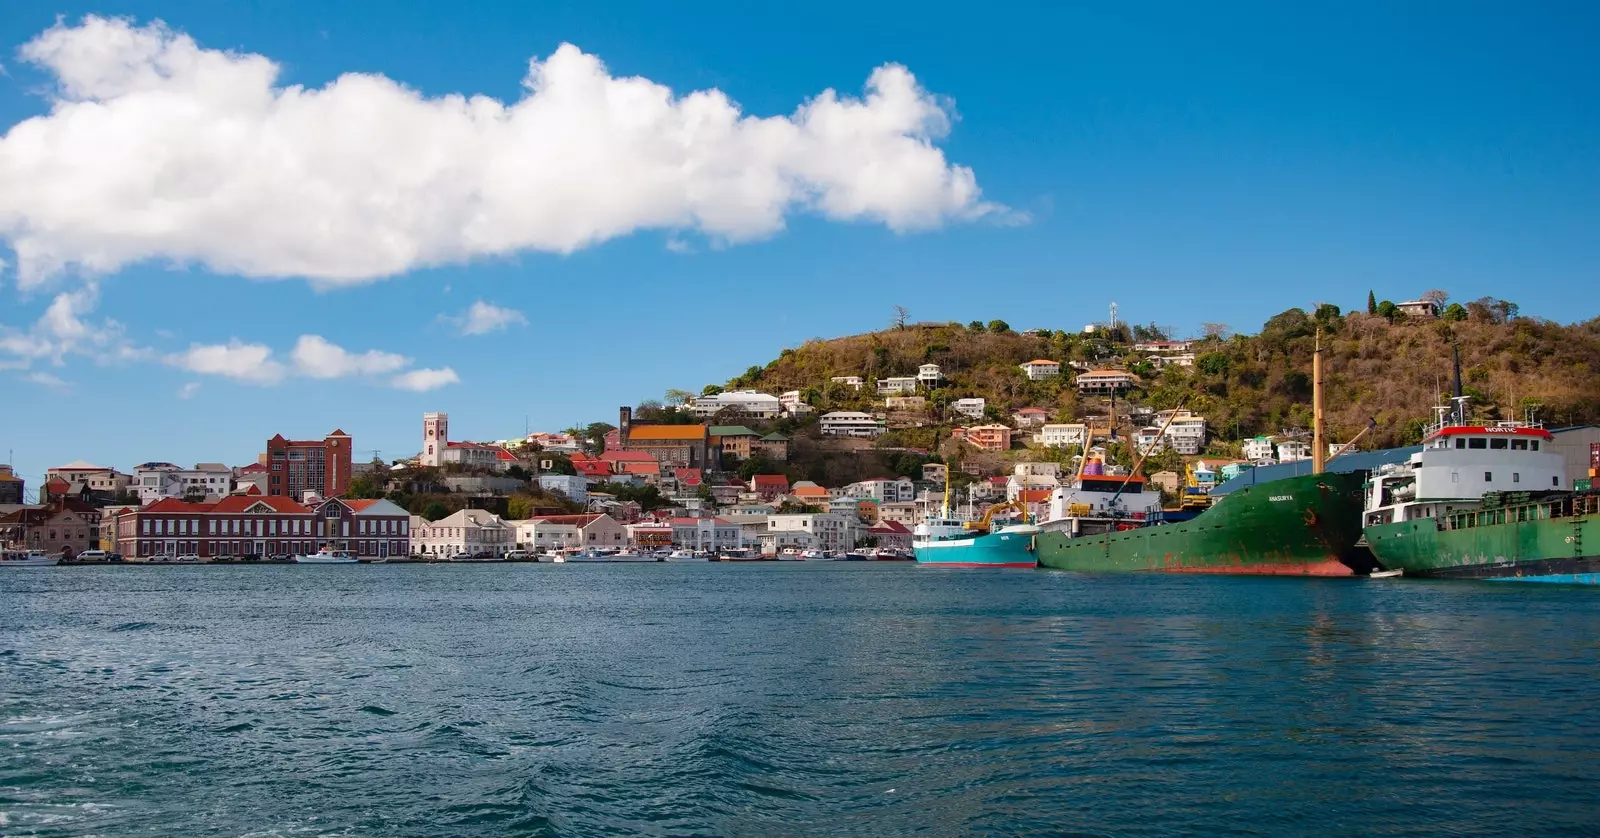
750, 474, 789, 501
265, 430, 352, 500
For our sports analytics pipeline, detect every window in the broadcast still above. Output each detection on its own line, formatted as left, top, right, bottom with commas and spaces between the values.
1452, 472, 1459, 483
1485, 472, 1493, 481
142, 520, 150, 535
1468, 438, 1487, 449
1489, 438, 1508, 450
1554, 476, 1560, 487
1513, 473, 1520, 483
1511, 439, 1528, 450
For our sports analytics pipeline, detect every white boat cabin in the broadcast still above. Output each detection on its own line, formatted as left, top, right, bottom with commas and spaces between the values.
1364, 420, 1565, 526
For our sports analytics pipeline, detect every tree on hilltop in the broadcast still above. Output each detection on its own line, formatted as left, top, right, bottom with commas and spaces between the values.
892, 305, 910, 330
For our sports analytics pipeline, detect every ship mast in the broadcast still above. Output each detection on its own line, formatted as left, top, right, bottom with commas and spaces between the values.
1312, 326, 1326, 475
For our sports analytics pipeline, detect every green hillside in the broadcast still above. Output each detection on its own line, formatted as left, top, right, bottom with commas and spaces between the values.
719, 302, 1600, 453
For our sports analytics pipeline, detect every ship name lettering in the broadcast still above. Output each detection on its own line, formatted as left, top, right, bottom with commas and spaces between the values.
1269, 495, 1293, 502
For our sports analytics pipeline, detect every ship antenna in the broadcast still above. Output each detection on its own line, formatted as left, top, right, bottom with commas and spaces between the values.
1451, 343, 1464, 425
1312, 326, 1326, 475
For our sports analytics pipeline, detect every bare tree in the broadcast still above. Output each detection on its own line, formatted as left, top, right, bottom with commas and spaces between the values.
891, 305, 910, 330
1201, 322, 1232, 340
1421, 289, 1450, 306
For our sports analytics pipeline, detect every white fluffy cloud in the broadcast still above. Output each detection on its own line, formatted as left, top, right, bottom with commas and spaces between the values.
167, 340, 286, 384
444, 301, 527, 336
290, 335, 409, 378
0, 16, 1006, 287
391, 367, 460, 392
166, 334, 453, 390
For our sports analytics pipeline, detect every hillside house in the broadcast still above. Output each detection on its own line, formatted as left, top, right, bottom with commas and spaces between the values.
1035, 424, 1088, 449
1019, 359, 1062, 381
689, 390, 781, 420
952, 398, 987, 419
1242, 436, 1276, 462
1396, 299, 1440, 319
819, 411, 886, 438
1012, 407, 1050, 428
876, 377, 919, 396
830, 376, 864, 391
1075, 370, 1140, 395
960, 425, 1014, 452
917, 364, 944, 387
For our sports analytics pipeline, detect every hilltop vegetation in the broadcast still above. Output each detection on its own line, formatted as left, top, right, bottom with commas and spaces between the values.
716, 301, 1600, 454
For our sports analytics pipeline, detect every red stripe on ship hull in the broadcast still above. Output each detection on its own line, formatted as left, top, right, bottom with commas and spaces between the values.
918, 562, 1037, 569
1157, 558, 1357, 576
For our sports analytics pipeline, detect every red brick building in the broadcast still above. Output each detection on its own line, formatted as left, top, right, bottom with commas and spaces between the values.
265, 429, 352, 500
113, 493, 410, 560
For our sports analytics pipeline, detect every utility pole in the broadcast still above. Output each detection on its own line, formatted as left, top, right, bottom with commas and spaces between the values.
1312, 327, 1326, 475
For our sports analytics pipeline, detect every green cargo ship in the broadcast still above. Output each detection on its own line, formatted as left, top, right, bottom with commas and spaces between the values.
1035, 471, 1375, 576
1364, 493, 1599, 582
1361, 417, 1599, 582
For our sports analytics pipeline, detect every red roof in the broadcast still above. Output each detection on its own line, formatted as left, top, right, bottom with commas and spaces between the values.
1015, 407, 1049, 415
572, 460, 612, 477
675, 468, 703, 485
236, 462, 268, 473
1024, 359, 1060, 366
343, 499, 382, 511
1016, 489, 1052, 503
620, 461, 661, 476
752, 474, 789, 488
988, 476, 1008, 485
868, 521, 912, 534
600, 450, 658, 463
529, 514, 604, 526
142, 498, 218, 513
210, 495, 310, 514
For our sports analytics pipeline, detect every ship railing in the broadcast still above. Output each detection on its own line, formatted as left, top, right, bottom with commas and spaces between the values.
1421, 415, 1545, 439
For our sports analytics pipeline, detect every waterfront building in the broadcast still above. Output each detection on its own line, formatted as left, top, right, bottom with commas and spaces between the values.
766, 512, 858, 553
313, 496, 412, 559
409, 509, 512, 558
669, 517, 743, 551
0, 498, 101, 557
512, 519, 583, 552
115, 495, 312, 560
528, 513, 627, 549
1020, 359, 1062, 381
819, 411, 886, 438
265, 430, 352, 500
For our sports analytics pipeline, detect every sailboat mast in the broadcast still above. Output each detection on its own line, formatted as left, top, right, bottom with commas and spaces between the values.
1312, 327, 1326, 475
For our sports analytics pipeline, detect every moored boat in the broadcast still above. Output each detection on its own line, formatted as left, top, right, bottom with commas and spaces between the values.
664, 549, 708, 562
1361, 403, 1598, 582
913, 501, 1038, 568
294, 548, 359, 564
1034, 469, 1372, 575
1, 548, 59, 567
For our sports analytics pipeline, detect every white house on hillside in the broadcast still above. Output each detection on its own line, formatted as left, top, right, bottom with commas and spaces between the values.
1243, 436, 1276, 461
876, 377, 919, 396
1020, 359, 1062, 380
820, 412, 886, 438
689, 390, 781, 419
1035, 424, 1088, 449
917, 364, 944, 386
952, 397, 987, 419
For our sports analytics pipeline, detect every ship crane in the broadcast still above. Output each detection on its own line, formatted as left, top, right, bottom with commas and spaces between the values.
964, 500, 1027, 534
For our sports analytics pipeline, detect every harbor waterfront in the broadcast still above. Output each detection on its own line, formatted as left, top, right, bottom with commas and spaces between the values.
4, 564, 1600, 836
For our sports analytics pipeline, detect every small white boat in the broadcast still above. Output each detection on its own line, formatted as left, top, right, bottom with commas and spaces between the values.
664, 549, 708, 562
607, 551, 660, 563
1, 548, 58, 567
294, 549, 359, 564
1368, 568, 1405, 579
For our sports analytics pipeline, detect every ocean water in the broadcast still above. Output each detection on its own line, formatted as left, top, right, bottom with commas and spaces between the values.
3, 564, 1599, 837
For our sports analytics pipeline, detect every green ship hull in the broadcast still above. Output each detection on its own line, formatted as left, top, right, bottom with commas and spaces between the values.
1036, 472, 1374, 575
1364, 494, 1600, 582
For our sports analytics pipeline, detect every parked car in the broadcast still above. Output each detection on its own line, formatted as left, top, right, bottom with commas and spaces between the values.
504, 550, 531, 561
174, 554, 201, 564
471, 550, 493, 560
268, 553, 294, 563
106, 552, 124, 563
75, 549, 109, 562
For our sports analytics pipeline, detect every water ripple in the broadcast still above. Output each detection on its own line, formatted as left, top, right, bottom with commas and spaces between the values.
2, 566, 1599, 835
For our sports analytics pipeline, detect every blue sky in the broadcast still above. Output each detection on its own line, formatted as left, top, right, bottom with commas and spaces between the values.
2, 1, 1597, 492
